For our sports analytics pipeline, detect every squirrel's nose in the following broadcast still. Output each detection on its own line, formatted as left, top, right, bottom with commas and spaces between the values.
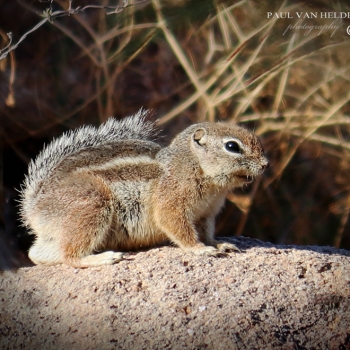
261, 161, 270, 170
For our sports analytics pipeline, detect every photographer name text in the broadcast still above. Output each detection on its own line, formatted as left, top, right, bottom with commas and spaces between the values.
267, 12, 350, 19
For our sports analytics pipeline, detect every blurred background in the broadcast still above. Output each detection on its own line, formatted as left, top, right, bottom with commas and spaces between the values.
1, 0, 350, 268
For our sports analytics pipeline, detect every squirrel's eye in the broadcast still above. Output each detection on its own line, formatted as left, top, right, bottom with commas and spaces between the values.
225, 141, 241, 153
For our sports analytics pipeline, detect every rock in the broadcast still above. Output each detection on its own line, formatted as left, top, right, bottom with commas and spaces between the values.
1, 237, 350, 349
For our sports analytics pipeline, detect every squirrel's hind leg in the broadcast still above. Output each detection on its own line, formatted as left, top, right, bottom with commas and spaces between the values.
29, 240, 124, 267
28, 170, 122, 267
28, 238, 63, 265
58, 171, 123, 267
65, 251, 125, 268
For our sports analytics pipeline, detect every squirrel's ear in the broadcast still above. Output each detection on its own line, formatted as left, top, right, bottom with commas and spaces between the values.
193, 128, 207, 146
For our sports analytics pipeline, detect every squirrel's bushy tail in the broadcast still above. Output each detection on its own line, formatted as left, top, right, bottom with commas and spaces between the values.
19, 108, 157, 227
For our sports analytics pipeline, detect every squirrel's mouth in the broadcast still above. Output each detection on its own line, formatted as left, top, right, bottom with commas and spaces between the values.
236, 175, 253, 183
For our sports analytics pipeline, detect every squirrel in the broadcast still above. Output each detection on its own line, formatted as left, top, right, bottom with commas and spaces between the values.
19, 109, 269, 268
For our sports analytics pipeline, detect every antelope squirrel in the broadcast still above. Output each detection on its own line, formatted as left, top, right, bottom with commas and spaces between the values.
19, 109, 269, 267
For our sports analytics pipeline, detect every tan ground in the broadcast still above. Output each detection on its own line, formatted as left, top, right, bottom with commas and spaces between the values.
1, 237, 350, 349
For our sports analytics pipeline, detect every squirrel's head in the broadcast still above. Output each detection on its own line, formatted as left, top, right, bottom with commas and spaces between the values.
181, 122, 269, 188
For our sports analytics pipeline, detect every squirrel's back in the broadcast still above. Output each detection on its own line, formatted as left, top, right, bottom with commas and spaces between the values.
19, 109, 157, 224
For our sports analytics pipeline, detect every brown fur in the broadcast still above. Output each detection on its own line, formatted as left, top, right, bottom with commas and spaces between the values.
20, 113, 269, 267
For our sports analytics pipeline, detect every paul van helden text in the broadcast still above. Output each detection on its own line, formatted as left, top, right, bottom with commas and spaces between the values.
267, 12, 350, 19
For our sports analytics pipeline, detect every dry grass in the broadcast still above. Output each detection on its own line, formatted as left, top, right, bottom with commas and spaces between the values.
1, 0, 350, 256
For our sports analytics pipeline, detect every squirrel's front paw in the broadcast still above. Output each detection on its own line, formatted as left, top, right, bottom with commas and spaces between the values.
188, 245, 222, 257
216, 241, 241, 253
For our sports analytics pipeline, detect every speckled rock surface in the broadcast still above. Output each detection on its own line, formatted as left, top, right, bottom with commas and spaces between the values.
1, 237, 350, 350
